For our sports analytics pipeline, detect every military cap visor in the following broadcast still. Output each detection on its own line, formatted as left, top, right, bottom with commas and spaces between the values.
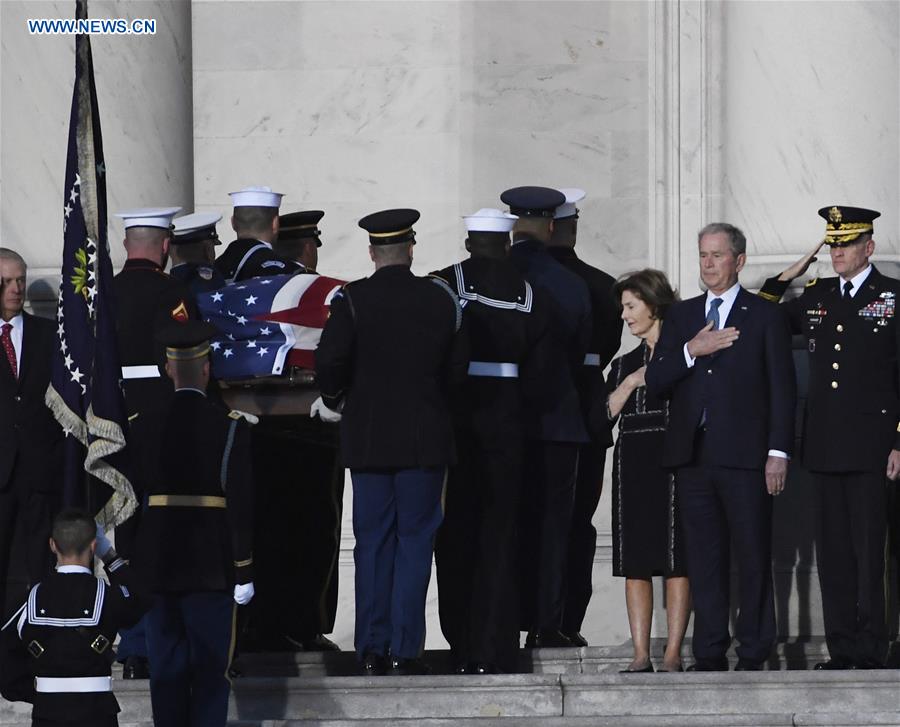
358, 208, 420, 245
500, 186, 566, 218
172, 212, 222, 246
819, 205, 880, 247
157, 320, 219, 361
279, 210, 325, 247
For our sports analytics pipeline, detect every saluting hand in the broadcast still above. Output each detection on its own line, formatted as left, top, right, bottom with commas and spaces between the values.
886, 449, 900, 481
765, 456, 787, 496
777, 241, 825, 282
686, 321, 740, 358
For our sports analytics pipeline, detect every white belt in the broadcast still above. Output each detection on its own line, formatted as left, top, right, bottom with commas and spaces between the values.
35, 676, 112, 693
583, 353, 601, 367
121, 365, 161, 380
468, 361, 519, 378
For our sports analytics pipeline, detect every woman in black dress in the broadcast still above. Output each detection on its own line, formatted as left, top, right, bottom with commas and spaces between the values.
606, 269, 690, 673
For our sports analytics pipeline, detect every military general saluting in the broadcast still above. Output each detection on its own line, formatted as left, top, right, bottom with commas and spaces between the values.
759, 205, 900, 669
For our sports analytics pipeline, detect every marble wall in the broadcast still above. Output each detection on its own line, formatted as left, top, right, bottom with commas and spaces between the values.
0, 0, 193, 308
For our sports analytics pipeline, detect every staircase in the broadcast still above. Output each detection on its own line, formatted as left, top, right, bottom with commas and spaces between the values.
2, 642, 897, 726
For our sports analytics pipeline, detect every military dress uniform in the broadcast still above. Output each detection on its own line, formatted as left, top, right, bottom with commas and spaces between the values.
758, 206, 898, 667
546, 188, 623, 642
315, 209, 468, 674
501, 187, 591, 645
136, 323, 254, 727
2, 555, 149, 727
432, 209, 556, 673
170, 212, 226, 297
112, 208, 197, 673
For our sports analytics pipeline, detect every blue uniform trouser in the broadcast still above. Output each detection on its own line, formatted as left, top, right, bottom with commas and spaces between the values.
116, 615, 147, 662
351, 467, 445, 660
146, 592, 235, 727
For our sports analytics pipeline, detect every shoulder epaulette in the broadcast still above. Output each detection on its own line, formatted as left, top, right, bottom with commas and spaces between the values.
805, 277, 819, 288
228, 409, 258, 425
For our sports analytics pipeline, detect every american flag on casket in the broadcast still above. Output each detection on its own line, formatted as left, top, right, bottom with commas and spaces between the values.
197, 273, 346, 379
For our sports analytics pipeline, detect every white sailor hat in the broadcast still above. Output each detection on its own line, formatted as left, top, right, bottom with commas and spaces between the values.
172, 212, 223, 245
554, 188, 586, 219
228, 186, 284, 208
114, 207, 182, 230
463, 208, 518, 233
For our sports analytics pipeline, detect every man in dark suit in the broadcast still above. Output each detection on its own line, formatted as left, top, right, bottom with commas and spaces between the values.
546, 188, 623, 645
0, 248, 64, 617
214, 187, 301, 283
758, 205, 899, 669
645, 223, 796, 671
432, 208, 555, 674
314, 209, 468, 676
502, 186, 592, 648
136, 321, 255, 727
111, 207, 197, 680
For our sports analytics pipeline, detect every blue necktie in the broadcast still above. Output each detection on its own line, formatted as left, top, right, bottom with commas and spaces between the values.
707, 297, 723, 329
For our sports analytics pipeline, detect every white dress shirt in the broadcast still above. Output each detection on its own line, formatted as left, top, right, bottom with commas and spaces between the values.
1, 313, 23, 374
839, 264, 872, 298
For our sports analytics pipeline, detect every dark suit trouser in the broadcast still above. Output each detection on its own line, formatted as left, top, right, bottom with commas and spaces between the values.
677, 462, 775, 664
519, 442, 579, 631
561, 440, 606, 633
33, 718, 117, 727
146, 591, 235, 727
813, 471, 889, 666
436, 429, 521, 670
351, 467, 445, 660
0, 480, 56, 615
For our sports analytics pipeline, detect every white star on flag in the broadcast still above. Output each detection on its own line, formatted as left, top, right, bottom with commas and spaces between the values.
70, 367, 83, 383
210, 341, 221, 351
223, 349, 234, 358
246, 340, 256, 348
211, 292, 223, 302
257, 347, 269, 356
245, 295, 257, 305
69, 187, 78, 204
259, 327, 271, 336
236, 316, 248, 325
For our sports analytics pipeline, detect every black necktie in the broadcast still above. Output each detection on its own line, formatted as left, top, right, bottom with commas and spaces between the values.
842, 281, 853, 300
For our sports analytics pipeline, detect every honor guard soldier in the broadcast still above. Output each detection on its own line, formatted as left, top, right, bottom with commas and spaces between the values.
170, 212, 226, 296
314, 209, 468, 676
246, 208, 342, 653
274, 210, 324, 272
759, 205, 900, 669
214, 187, 300, 283
0, 509, 149, 727
432, 208, 556, 674
501, 186, 591, 649
112, 206, 196, 680
136, 321, 255, 727
547, 188, 623, 646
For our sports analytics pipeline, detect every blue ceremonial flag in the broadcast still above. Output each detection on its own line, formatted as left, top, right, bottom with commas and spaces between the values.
45, 0, 136, 529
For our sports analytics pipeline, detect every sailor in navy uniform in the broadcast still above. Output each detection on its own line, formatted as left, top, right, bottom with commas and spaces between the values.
136, 321, 255, 727
432, 208, 557, 673
501, 186, 592, 649
546, 188, 623, 646
314, 209, 468, 676
213, 187, 301, 283
0, 508, 149, 727
112, 206, 197, 680
170, 212, 226, 297
758, 205, 899, 669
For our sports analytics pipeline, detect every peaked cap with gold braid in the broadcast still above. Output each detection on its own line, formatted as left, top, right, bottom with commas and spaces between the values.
818, 205, 880, 247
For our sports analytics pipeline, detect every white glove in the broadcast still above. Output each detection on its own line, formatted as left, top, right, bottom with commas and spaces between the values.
310, 396, 342, 423
234, 582, 255, 605
94, 522, 114, 561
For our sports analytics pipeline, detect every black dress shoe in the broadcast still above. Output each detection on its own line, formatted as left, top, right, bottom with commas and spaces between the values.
121, 655, 150, 680
524, 629, 573, 648
286, 633, 341, 652
814, 658, 855, 671
734, 659, 762, 671
389, 656, 430, 675
360, 651, 387, 676
687, 659, 728, 672
471, 662, 499, 675
561, 631, 588, 647
619, 663, 654, 673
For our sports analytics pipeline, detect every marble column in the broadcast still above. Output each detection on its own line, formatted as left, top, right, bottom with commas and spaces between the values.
0, 0, 193, 311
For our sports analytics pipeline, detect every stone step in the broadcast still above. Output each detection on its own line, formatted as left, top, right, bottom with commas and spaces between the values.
2, 669, 897, 726
233, 639, 835, 677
